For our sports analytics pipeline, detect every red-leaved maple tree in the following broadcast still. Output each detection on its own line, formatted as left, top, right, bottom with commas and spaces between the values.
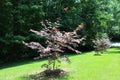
23, 19, 84, 76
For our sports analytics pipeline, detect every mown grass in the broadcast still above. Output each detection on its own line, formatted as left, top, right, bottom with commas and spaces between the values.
0, 48, 120, 80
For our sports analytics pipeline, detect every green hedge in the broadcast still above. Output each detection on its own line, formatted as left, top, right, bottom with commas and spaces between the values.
1, 0, 119, 63
0, 0, 83, 63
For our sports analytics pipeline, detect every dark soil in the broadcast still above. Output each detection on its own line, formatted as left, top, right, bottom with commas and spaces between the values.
26, 69, 67, 80
94, 53, 102, 56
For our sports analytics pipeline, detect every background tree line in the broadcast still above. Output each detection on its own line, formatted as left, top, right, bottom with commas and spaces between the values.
0, 0, 120, 63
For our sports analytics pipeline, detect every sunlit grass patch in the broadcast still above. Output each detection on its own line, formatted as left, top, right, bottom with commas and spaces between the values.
0, 48, 120, 80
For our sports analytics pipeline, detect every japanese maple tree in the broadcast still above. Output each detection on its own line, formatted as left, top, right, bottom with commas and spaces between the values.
22, 19, 84, 78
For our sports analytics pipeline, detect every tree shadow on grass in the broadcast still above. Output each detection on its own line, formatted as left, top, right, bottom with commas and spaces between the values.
106, 48, 120, 54
0, 58, 47, 69
106, 50, 120, 54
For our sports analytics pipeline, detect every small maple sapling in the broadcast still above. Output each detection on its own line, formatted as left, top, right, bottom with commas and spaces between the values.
23, 19, 84, 78
93, 38, 111, 56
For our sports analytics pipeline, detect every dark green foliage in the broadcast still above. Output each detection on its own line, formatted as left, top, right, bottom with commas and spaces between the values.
0, 0, 120, 63
0, 0, 83, 63
0, 0, 45, 63
0, 0, 102, 62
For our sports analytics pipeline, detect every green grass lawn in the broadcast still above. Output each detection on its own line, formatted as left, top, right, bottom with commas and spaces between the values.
0, 48, 120, 80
